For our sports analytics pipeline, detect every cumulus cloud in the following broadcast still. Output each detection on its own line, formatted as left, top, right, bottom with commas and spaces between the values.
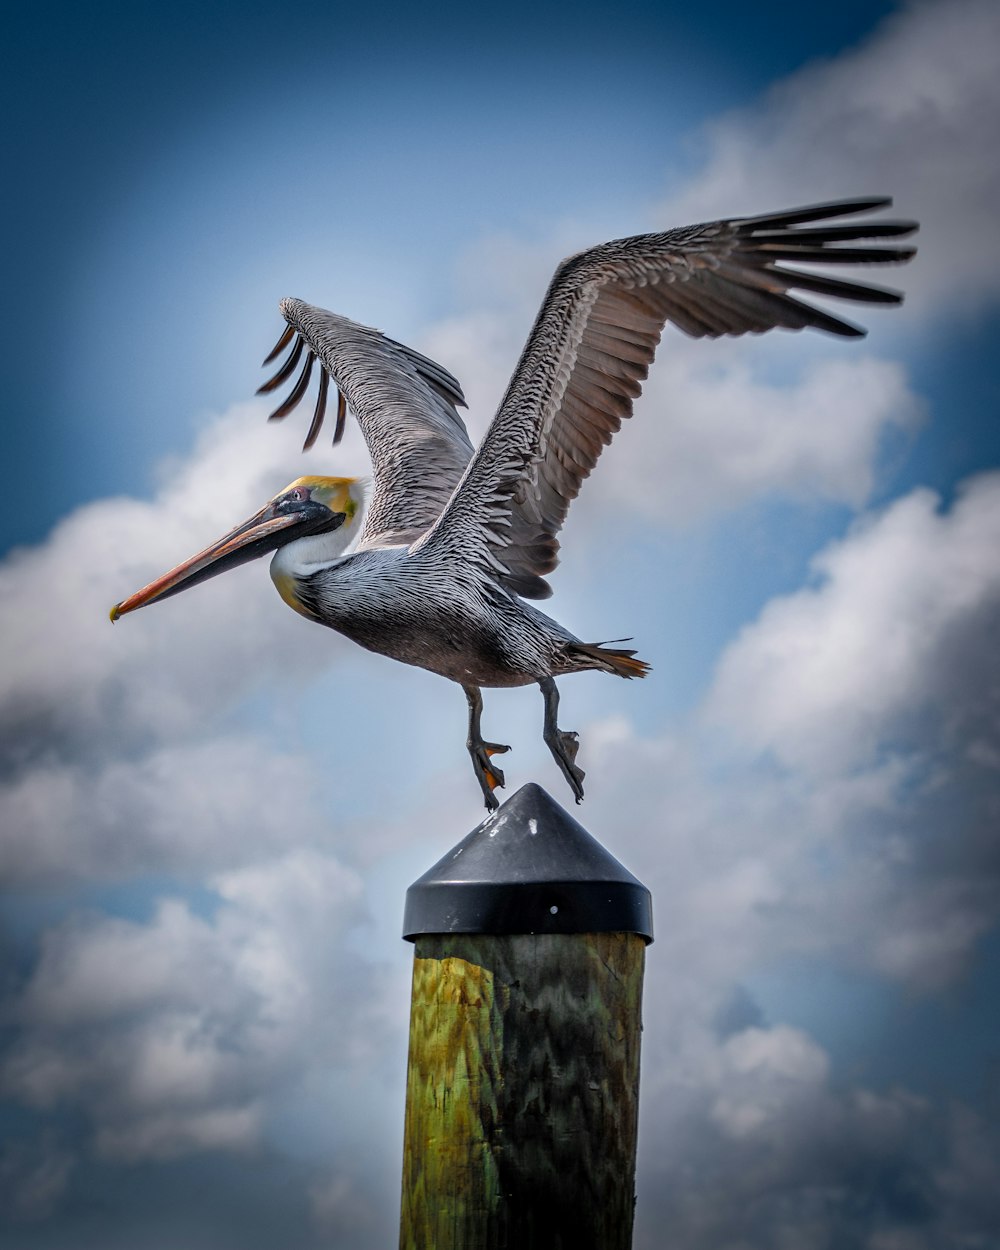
705, 473, 1000, 777
631, 1048, 999, 1250
542, 469, 1000, 1245
2, 849, 376, 1165
659, 0, 1000, 317
588, 344, 922, 524
0, 399, 369, 759
0, 400, 386, 884
0, 734, 327, 882
581, 703, 1000, 1244
571, 477, 1000, 1006
708, 1024, 831, 1140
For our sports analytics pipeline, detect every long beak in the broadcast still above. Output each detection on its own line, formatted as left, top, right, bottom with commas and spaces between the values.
110, 502, 335, 621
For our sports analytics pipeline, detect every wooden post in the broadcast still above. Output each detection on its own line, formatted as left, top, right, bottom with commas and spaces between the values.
399, 783, 653, 1250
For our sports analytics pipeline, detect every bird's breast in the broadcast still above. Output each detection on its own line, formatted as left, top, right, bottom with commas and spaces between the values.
290, 562, 545, 688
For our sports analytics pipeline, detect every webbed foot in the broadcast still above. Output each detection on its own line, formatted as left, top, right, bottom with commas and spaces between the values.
463, 684, 511, 810
470, 740, 511, 811
540, 677, 586, 804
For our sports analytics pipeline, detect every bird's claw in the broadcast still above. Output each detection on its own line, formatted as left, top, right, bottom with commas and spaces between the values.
470, 741, 511, 810
554, 730, 586, 805
559, 730, 580, 765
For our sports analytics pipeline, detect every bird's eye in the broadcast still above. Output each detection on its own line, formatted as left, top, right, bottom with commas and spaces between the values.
283, 488, 307, 505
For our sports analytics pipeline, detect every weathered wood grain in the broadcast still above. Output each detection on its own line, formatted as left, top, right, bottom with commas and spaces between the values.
400, 931, 645, 1250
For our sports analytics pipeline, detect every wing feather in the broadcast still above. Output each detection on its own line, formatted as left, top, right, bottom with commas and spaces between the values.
414, 198, 916, 595
265, 302, 474, 545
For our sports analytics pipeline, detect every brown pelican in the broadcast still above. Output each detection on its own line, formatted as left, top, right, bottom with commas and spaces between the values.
111, 198, 917, 808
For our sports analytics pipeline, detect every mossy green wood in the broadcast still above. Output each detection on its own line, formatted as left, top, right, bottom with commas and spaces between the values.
400, 931, 645, 1250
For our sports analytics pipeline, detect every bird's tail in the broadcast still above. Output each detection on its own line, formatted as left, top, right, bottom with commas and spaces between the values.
568, 640, 651, 679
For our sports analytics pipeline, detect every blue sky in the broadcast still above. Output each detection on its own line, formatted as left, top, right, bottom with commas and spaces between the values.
3, 1, 1000, 1246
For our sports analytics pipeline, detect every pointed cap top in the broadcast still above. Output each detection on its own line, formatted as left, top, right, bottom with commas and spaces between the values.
403, 784, 653, 942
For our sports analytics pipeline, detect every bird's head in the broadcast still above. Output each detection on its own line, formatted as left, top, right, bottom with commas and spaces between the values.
110, 475, 364, 621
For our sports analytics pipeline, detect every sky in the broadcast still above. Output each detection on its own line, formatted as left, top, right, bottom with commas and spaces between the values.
2, 0, 999, 1246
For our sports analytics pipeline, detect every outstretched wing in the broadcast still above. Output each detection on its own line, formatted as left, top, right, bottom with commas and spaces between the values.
259, 300, 474, 546
414, 198, 918, 598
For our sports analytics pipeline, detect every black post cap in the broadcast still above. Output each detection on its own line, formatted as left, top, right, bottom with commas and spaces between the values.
403, 783, 653, 943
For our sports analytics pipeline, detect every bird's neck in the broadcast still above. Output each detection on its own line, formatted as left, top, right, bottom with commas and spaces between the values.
269, 530, 353, 618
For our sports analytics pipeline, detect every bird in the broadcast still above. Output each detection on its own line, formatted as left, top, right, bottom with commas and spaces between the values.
111, 197, 917, 809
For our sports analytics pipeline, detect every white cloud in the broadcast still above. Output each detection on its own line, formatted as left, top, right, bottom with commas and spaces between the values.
3, 849, 377, 1165
588, 345, 922, 524
0, 735, 326, 882
705, 473, 1000, 776
95, 1105, 262, 1163
658, 0, 1000, 318
0, 400, 366, 757
0, 400, 385, 885
573, 478, 1000, 997
709, 1025, 830, 1140
633, 1063, 946, 1250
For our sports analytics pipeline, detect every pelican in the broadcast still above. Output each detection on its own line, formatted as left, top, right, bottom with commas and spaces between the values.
112, 198, 917, 808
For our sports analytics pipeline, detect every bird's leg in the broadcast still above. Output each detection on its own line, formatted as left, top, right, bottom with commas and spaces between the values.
463, 684, 510, 811
539, 676, 585, 804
